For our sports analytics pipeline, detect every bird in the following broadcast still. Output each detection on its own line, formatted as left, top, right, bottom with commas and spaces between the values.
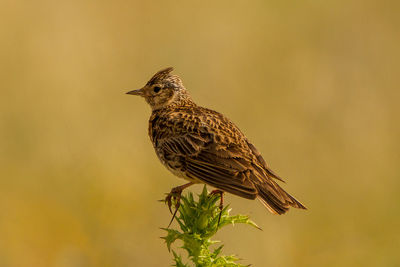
127, 67, 306, 224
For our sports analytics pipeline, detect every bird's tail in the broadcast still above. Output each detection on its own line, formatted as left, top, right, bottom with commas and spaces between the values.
255, 181, 306, 215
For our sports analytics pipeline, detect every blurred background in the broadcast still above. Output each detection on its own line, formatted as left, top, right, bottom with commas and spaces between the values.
1, 0, 399, 266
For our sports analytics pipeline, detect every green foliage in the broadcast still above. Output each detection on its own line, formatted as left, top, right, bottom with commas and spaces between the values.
162, 186, 260, 267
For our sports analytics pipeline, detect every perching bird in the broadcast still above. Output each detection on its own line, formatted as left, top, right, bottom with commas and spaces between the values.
127, 67, 306, 221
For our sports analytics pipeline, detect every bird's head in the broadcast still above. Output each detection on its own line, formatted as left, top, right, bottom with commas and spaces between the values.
127, 67, 194, 110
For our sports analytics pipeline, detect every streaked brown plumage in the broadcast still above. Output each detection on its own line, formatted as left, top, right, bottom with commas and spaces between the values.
127, 67, 306, 215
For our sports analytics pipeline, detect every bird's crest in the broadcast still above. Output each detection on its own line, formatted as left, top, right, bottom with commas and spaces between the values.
147, 67, 174, 85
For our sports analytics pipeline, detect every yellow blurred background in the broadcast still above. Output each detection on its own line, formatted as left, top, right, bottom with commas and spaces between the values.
1, 0, 399, 266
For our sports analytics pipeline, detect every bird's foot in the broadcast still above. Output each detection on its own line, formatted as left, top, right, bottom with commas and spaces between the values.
164, 187, 182, 214
209, 189, 224, 228
164, 182, 194, 227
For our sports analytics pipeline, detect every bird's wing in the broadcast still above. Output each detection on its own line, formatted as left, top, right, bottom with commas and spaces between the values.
158, 133, 258, 199
154, 108, 259, 199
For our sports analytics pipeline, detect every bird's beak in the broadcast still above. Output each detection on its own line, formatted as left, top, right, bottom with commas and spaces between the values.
126, 88, 145, 96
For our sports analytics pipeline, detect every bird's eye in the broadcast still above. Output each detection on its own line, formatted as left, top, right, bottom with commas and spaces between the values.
153, 86, 161, 93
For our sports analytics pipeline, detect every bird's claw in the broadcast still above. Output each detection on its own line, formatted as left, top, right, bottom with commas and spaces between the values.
209, 190, 224, 228
164, 188, 183, 227
164, 193, 173, 214
161, 182, 194, 227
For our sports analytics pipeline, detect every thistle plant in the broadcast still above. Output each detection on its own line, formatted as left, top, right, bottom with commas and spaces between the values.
162, 186, 260, 267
